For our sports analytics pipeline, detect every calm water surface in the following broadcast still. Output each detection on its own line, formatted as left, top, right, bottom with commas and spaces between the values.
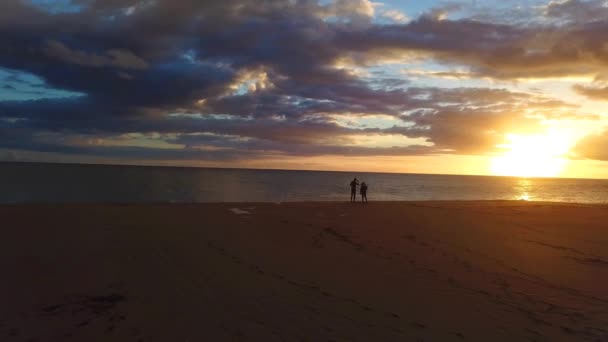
1, 162, 608, 203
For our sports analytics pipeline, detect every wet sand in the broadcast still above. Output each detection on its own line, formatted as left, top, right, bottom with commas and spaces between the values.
1, 201, 608, 341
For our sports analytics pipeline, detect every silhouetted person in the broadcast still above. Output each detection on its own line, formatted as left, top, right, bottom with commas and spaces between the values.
350, 178, 359, 203
360, 182, 368, 203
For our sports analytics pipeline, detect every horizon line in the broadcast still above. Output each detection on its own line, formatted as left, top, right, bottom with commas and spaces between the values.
1, 160, 606, 181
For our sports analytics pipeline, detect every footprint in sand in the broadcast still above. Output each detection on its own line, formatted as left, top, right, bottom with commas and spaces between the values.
8, 327, 20, 337
453, 332, 465, 339
76, 320, 89, 327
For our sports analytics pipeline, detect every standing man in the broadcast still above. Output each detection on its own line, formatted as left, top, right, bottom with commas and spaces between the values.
350, 178, 359, 203
360, 182, 368, 203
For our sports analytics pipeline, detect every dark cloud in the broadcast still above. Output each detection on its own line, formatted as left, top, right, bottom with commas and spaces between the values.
43, 40, 149, 69
0, 87, 577, 163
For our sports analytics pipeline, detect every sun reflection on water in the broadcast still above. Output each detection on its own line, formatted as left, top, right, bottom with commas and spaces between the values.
515, 178, 534, 201
518, 193, 531, 201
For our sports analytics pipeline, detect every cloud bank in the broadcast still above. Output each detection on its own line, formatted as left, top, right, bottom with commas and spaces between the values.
0, 0, 605, 167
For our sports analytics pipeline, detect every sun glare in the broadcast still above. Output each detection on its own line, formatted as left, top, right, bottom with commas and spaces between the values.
490, 130, 575, 178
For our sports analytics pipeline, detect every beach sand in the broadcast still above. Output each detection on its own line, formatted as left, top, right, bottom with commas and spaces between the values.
1, 201, 607, 341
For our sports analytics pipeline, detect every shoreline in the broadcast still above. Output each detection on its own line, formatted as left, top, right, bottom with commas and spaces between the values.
2, 201, 607, 340
2, 200, 607, 208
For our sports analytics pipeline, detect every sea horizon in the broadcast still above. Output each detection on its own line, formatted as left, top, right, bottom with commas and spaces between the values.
3, 161, 608, 204
2, 160, 606, 181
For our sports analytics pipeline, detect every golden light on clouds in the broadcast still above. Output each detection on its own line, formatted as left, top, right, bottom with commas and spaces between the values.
6, 0, 608, 179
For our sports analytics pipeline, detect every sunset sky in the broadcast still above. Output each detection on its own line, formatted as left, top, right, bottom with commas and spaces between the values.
2, 0, 608, 178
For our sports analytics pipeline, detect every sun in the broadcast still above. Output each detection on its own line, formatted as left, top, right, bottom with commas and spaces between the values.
490, 130, 574, 178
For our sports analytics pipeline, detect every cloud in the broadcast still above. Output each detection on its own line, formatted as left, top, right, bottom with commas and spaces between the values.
544, 0, 608, 24
573, 83, 608, 101
573, 129, 608, 160
403, 69, 475, 80
379, 9, 409, 23
0, 0, 599, 165
1, 84, 564, 160
423, 4, 462, 21
43, 40, 149, 69
325, 0, 376, 24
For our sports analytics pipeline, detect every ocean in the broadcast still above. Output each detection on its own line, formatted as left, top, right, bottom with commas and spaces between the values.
2, 162, 608, 204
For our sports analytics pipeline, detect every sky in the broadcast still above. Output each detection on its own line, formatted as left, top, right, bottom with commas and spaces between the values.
1, 0, 608, 178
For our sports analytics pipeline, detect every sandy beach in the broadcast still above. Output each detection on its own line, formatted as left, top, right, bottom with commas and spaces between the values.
1, 201, 608, 341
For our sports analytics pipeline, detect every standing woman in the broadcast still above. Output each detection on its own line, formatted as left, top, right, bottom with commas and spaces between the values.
360, 182, 368, 203
350, 178, 359, 203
